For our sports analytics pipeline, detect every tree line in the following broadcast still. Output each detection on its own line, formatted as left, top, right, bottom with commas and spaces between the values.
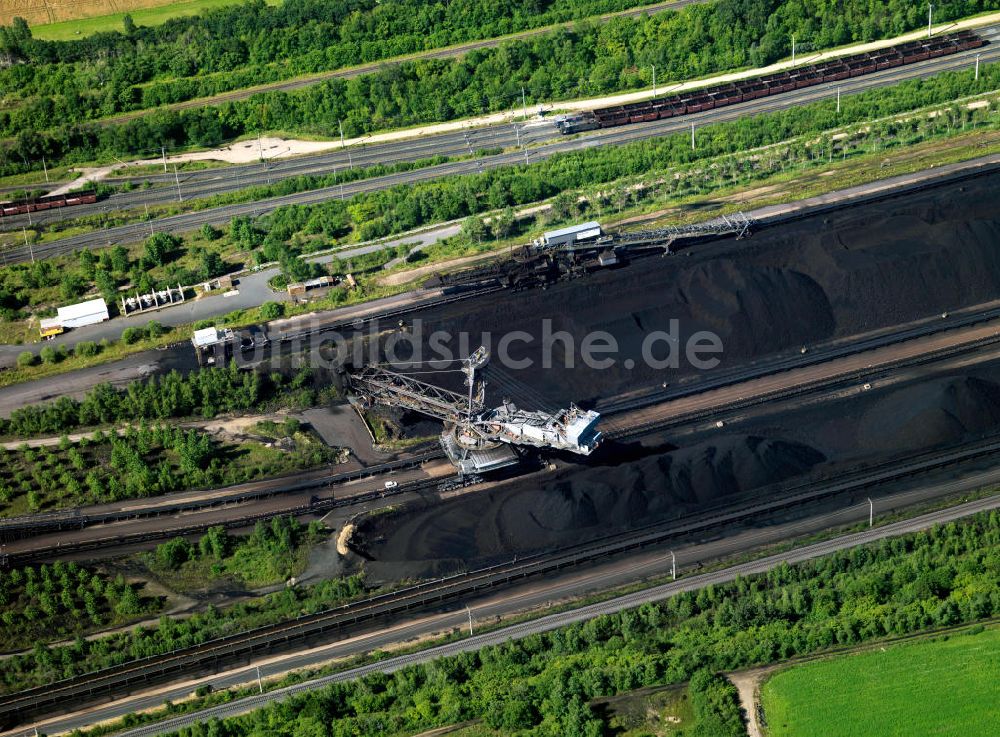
7, 508, 1000, 732
155, 512, 1000, 736
4, 0, 998, 174
251, 63, 1000, 251
0, 421, 341, 514
0, 565, 366, 694
0, 0, 657, 119
0, 363, 321, 437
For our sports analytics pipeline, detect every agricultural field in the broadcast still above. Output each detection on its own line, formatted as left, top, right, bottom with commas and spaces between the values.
0, 0, 277, 39
760, 627, 1000, 737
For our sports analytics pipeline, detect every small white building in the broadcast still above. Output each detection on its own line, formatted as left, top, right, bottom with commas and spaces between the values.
57, 298, 109, 329
192, 326, 236, 366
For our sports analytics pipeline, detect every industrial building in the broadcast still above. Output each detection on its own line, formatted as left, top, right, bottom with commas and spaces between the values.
38, 297, 110, 338
192, 326, 236, 365
191, 324, 269, 365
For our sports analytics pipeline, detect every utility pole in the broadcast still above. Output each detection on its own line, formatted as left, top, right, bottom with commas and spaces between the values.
256, 666, 263, 694
670, 550, 676, 581
690, 122, 695, 150
22, 227, 34, 263
257, 132, 263, 162
41, 156, 48, 183
521, 86, 527, 121
791, 34, 796, 65
928, 3, 934, 38
466, 605, 474, 636
161, 145, 167, 172
976, 53, 981, 80
836, 86, 841, 113
339, 120, 346, 149
173, 163, 182, 202
867, 498, 874, 528
513, 119, 521, 148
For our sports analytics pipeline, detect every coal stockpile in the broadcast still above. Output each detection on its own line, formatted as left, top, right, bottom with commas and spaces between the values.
355, 172, 1000, 579
394, 170, 1000, 408
356, 358, 1000, 579
355, 435, 825, 576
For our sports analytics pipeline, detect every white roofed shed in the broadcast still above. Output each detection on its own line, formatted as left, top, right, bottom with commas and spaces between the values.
57, 298, 109, 329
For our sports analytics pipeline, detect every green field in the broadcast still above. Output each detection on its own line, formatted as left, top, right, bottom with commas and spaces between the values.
761, 627, 1000, 737
28, 0, 282, 41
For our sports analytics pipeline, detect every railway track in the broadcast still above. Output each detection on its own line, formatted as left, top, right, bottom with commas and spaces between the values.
0, 453, 441, 543
4, 288, 998, 559
0, 472, 451, 567
4, 27, 1000, 260
3, 429, 999, 727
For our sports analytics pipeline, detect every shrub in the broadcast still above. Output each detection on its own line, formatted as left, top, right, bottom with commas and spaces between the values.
200, 224, 222, 241
145, 321, 165, 339
75, 341, 99, 358
121, 327, 144, 345
38, 346, 57, 364
259, 302, 284, 320
155, 537, 194, 571
16, 351, 36, 368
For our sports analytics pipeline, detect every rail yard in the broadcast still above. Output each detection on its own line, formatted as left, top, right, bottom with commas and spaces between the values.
2, 21, 1000, 262
0, 4, 999, 737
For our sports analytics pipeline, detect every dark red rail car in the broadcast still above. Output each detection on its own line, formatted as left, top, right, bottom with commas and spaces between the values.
561, 30, 986, 136
0, 190, 97, 218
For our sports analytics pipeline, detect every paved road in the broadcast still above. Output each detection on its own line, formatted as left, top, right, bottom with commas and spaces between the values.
0, 348, 196, 416
5, 29, 999, 262
0, 220, 463, 366
17, 484, 1000, 737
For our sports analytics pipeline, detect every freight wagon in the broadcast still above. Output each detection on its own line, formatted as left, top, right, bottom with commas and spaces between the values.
0, 190, 98, 218
556, 30, 985, 136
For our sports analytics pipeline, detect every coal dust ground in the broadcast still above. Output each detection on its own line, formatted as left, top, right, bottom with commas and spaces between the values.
352, 170, 1000, 580
376, 169, 1000, 409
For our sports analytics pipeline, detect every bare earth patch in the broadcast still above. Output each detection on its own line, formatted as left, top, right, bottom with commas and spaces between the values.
729, 668, 774, 737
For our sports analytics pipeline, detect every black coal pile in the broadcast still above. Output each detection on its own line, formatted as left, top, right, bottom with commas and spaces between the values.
399, 171, 1000, 406
355, 434, 824, 575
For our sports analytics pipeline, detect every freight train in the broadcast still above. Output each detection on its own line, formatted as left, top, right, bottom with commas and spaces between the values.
556, 30, 985, 134
0, 190, 98, 218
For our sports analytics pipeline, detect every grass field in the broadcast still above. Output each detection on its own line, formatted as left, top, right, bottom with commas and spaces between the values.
2, 0, 281, 40
760, 626, 1000, 737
